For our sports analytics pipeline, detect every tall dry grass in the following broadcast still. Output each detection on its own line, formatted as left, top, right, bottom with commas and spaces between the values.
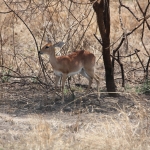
0, 0, 149, 82
0, 102, 150, 150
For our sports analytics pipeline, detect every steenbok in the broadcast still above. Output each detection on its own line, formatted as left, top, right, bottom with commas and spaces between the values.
39, 41, 100, 103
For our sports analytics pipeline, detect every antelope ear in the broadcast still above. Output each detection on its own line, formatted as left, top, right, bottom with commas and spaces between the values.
46, 37, 52, 44
53, 41, 65, 48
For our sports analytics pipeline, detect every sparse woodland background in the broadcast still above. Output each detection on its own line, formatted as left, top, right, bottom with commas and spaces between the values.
0, 0, 149, 90
0, 0, 150, 149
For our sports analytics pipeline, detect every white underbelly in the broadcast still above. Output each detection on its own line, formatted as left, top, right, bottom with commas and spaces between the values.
68, 68, 82, 76
54, 70, 63, 76
54, 68, 82, 77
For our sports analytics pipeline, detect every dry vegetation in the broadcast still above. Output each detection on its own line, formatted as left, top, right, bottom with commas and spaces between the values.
0, 104, 150, 150
0, 0, 150, 149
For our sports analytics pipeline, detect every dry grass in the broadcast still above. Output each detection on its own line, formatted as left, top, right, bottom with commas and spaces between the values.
0, 1, 150, 149
0, 99, 150, 150
0, 85, 150, 150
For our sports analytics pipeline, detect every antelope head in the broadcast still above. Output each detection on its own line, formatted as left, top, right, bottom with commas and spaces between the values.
39, 41, 65, 55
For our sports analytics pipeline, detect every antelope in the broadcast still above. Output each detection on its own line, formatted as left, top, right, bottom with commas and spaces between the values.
39, 41, 100, 103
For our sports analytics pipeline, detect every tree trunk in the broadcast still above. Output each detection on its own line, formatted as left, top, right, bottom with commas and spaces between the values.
93, 0, 116, 96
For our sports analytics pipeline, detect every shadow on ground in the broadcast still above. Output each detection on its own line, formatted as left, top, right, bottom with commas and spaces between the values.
0, 82, 148, 116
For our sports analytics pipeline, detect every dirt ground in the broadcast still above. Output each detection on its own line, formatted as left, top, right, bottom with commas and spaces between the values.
1, 82, 148, 116
0, 83, 149, 115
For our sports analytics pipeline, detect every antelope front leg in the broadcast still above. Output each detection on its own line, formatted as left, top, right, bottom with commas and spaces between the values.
94, 75, 100, 100
61, 74, 67, 103
53, 75, 60, 102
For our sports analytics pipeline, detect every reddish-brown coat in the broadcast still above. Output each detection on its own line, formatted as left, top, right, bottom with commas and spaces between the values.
55, 50, 96, 74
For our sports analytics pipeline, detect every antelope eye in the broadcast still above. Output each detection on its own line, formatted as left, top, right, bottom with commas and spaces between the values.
45, 46, 49, 49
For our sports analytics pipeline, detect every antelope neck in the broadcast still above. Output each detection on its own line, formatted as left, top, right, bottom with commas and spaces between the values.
49, 50, 57, 69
